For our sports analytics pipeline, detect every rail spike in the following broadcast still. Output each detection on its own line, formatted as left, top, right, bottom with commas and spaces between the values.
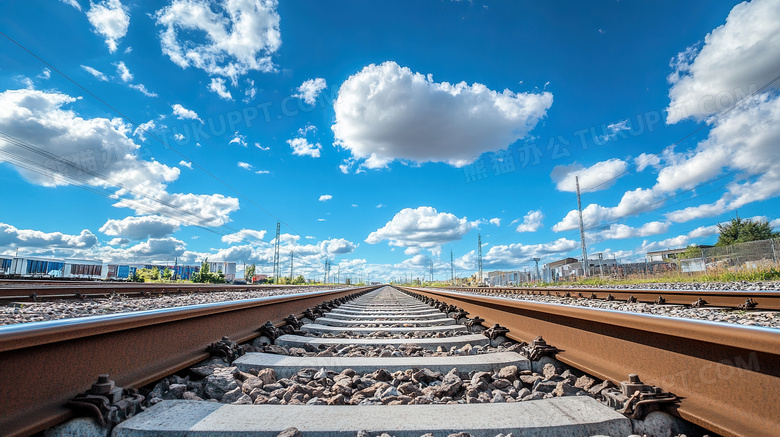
256, 321, 280, 346
602, 374, 677, 420
206, 336, 244, 362
521, 336, 560, 361
67, 374, 144, 429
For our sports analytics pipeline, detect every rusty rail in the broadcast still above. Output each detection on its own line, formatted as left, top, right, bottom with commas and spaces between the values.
0, 285, 379, 437
403, 287, 780, 437
0, 282, 338, 302
446, 285, 780, 310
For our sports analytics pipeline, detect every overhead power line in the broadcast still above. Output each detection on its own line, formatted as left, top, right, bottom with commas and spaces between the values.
0, 30, 298, 235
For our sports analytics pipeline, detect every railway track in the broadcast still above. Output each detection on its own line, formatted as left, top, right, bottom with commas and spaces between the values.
1, 285, 777, 436
0, 282, 323, 302
448, 285, 780, 311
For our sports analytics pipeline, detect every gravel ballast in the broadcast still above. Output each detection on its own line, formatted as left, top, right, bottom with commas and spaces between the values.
0, 286, 339, 326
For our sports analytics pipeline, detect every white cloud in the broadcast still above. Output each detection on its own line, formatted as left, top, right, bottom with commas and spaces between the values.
133, 120, 156, 142
172, 103, 201, 121
771, 218, 780, 229
229, 132, 247, 147
293, 78, 327, 105
404, 247, 420, 255
332, 61, 552, 169
154, 0, 281, 84
116, 61, 133, 82
550, 158, 628, 192
255, 142, 269, 151
590, 221, 670, 242
112, 192, 239, 227
481, 238, 580, 269
38, 68, 51, 80
209, 77, 233, 100
244, 78, 257, 103
318, 194, 332, 202
298, 124, 316, 136
0, 89, 178, 195
126, 237, 186, 259
366, 206, 475, 250
666, 0, 780, 123
596, 119, 630, 143
254, 170, 270, 174
376, 204, 385, 208
237, 161, 252, 170
662, 93, 780, 221
640, 235, 691, 253
553, 188, 660, 232
317, 218, 326, 222
687, 224, 720, 239
0, 222, 97, 248
108, 237, 129, 246
287, 137, 321, 158
59, 0, 81, 10
489, 218, 501, 226
87, 0, 130, 53
221, 228, 266, 244
319, 238, 356, 255
179, 160, 193, 169
99, 215, 180, 240
81, 65, 108, 81
129, 83, 157, 97
634, 153, 661, 172
515, 210, 544, 233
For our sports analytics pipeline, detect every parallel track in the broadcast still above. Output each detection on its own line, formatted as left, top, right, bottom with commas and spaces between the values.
0, 285, 379, 437
449, 285, 780, 310
404, 286, 780, 437
1, 284, 777, 436
0, 282, 328, 302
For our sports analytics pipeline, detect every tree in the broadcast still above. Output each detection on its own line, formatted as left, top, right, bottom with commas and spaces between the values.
245, 263, 256, 283
678, 245, 704, 259
163, 267, 172, 280
716, 216, 780, 246
293, 275, 306, 284
151, 267, 160, 281
130, 269, 142, 282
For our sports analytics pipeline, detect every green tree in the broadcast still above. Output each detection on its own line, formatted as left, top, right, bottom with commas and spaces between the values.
163, 267, 172, 280
151, 267, 160, 280
716, 216, 780, 246
130, 269, 142, 282
245, 263, 256, 282
678, 245, 704, 259
293, 275, 306, 284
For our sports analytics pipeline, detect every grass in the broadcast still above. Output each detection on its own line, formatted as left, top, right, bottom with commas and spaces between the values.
556, 265, 780, 286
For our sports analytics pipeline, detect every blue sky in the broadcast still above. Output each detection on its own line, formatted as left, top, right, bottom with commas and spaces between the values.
1, 0, 779, 281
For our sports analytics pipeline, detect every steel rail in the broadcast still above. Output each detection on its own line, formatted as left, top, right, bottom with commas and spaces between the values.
0, 283, 335, 301
403, 287, 780, 437
446, 285, 780, 310
0, 285, 379, 437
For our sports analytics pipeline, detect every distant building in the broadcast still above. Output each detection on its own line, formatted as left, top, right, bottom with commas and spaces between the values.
545, 257, 618, 280
486, 270, 530, 286
545, 257, 581, 280
207, 261, 237, 281
647, 246, 713, 262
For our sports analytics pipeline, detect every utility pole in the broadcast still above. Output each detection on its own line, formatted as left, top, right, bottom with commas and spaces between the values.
337, 265, 340, 284
450, 250, 454, 284
533, 257, 541, 282
598, 252, 604, 278
289, 251, 294, 281
429, 260, 433, 283
272, 222, 281, 283
477, 234, 483, 284
576, 176, 589, 277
